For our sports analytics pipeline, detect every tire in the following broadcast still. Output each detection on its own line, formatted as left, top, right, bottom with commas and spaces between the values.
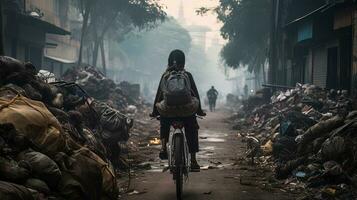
174, 135, 183, 200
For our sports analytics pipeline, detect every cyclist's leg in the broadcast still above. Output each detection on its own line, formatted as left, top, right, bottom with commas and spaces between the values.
159, 117, 171, 159
183, 116, 200, 171
182, 116, 199, 152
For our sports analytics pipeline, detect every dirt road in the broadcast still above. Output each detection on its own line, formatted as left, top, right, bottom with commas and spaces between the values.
123, 109, 300, 200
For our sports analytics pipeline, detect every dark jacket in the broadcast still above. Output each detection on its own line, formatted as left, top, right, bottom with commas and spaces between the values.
152, 69, 203, 116
207, 88, 218, 100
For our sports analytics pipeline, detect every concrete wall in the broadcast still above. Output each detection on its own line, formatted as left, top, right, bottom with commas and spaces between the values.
25, 0, 79, 66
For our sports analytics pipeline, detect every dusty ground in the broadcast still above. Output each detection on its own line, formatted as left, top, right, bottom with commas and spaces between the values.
121, 108, 303, 200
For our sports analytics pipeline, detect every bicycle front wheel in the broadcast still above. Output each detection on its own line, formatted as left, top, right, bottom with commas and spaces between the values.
174, 135, 183, 200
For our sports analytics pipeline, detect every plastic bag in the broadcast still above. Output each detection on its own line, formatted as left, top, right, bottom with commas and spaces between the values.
0, 95, 70, 156
321, 136, 346, 162
17, 150, 62, 188
0, 181, 34, 200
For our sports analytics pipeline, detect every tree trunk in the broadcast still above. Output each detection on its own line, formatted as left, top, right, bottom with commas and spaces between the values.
86, 44, 91, 64
77, 2, 91, 66
262, 63, 266, 84
92, 39, 100, 67
100, 40, 106, 75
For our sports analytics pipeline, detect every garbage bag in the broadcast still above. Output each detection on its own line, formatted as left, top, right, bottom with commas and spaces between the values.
0, 181, 34, 200
57, 172, 86, 200
275, 157, 306, 179
17, 150, 62, 188
346, 110, 357, 120
285, 110, 316, 131
0, 84, 27, 98
321, 136, 346, 162
312, 137, 327, 153
279, 121, 296, 137
24, 178, 50, 195
21, 84, 42, 101
0, 123, 31, 153
0, 94, 70, 156
82, 128, 107, 160
0, 156, 30, 183
56, 147, 118, 200
273, 136, 297, 161
74, 148, 118, 199
0, 56, 31, 86
92, 100, 132, 141
323, 161, 343, 176
156, 97, 199, 118
298, 116, 344, 155
56, 149, 102, 200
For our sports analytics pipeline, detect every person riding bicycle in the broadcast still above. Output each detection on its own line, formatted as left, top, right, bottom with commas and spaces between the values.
150, 49, 206, 172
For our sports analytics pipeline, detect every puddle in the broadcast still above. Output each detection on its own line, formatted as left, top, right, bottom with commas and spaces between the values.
145, 163, 168, 173
200, 146, 216, 151
200, 130, 226, 137
147, 168, 164, 173
202, 138, 225, 142
198, 153, 214, 159
199, 130, 227, 143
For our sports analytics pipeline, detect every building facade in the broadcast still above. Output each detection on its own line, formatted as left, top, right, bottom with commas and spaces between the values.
4, 0, 80, 77
269, 0, 357, 93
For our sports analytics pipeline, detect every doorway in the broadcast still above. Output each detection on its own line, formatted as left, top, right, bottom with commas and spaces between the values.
326, 47, 338, 89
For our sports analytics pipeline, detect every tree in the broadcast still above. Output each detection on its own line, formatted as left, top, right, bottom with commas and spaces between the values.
109, 17, 191, 97
204, 0, 271, 73
117, 17, 191, 76
75, 0, 94, 66
75, 0, 166, 74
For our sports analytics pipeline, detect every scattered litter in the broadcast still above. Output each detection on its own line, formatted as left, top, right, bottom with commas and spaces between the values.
229, 83, 357, 198
149, 138, 161, 145
203, 191, 212, 195
127, 190, 147, 195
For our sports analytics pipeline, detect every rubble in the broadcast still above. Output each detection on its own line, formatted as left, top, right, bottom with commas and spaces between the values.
231, 83, 357, 199
0, 56, 136, 199
62, 66, 143, 112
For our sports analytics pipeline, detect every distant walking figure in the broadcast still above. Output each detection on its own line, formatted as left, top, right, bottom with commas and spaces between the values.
207, 86, 218, 112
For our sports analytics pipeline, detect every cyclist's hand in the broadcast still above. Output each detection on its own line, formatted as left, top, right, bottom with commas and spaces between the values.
197, 111, 206, 117
149, 113, 159, 118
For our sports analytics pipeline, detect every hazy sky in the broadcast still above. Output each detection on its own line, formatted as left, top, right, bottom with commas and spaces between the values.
158, 0, 235, 97
159, 0, 223, 44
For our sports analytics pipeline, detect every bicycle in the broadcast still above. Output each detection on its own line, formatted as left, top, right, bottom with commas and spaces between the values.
167, 120, 190, 200
152, 115, 203, 199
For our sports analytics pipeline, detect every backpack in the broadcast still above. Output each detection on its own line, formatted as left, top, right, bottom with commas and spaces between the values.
161, 70, 192, 106
207, 89, 217, 100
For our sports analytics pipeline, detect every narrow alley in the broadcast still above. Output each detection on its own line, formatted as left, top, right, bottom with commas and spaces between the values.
124, 109, 300, 200
1, 0, 357, 199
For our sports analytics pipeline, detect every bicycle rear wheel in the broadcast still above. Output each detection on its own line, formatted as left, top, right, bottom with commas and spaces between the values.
174, 135, 183, 200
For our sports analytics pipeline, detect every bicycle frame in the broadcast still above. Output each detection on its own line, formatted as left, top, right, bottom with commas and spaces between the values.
167, 123, 190, 176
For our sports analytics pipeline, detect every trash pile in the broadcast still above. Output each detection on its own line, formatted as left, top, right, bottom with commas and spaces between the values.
226, 93, 240, 108
232, 84, 357, 199
0, 56, 134, 199
62, 66, 142, 112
